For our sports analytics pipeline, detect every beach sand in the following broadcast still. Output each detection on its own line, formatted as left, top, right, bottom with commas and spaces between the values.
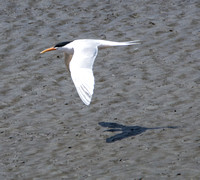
0, 0, 200, 179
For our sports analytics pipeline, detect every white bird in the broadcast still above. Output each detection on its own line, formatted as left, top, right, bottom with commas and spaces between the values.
40, 39, 140, 105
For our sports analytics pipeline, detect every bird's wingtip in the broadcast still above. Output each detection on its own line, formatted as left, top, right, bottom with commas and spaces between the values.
130, 40, 141, 44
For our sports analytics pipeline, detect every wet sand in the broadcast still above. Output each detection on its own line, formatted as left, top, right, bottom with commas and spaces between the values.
0, 0, 200, 179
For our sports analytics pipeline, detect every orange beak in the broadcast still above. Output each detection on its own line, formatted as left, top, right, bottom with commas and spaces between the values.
40, 47, 56, 54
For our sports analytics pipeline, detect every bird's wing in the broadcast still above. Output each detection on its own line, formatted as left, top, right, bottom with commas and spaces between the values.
69, 44, 98, 105
64, 52, 73, 72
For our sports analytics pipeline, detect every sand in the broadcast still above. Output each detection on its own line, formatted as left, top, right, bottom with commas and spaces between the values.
0, 0, 200, 179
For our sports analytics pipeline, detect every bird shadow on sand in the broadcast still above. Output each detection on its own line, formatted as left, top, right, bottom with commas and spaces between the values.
99, 122, 178, 143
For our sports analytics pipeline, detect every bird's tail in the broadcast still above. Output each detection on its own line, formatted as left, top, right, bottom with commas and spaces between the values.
98, 40, 140, 48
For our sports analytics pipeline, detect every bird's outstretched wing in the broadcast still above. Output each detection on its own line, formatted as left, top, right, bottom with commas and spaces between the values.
68, 39, 140, 105
70, 68, 95, 105
69, 42, 98, 105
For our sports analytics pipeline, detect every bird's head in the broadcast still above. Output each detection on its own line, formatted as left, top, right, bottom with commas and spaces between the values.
40, 41, 72, 54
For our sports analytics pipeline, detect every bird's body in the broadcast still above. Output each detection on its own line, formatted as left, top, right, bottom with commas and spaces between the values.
40, 39, 140, 105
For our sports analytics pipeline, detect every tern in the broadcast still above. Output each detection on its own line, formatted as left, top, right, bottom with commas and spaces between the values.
40, 39, 140, 105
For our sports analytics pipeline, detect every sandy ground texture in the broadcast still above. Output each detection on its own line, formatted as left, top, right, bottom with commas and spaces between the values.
0, 0, 200, 179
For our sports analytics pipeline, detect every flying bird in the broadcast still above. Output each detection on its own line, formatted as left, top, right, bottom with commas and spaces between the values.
40, 39, 140, 105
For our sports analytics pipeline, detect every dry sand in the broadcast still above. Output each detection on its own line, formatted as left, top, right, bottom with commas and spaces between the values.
0, 0, 200, 179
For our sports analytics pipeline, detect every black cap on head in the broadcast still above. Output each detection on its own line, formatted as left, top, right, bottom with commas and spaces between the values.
54, 41, 72, 48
